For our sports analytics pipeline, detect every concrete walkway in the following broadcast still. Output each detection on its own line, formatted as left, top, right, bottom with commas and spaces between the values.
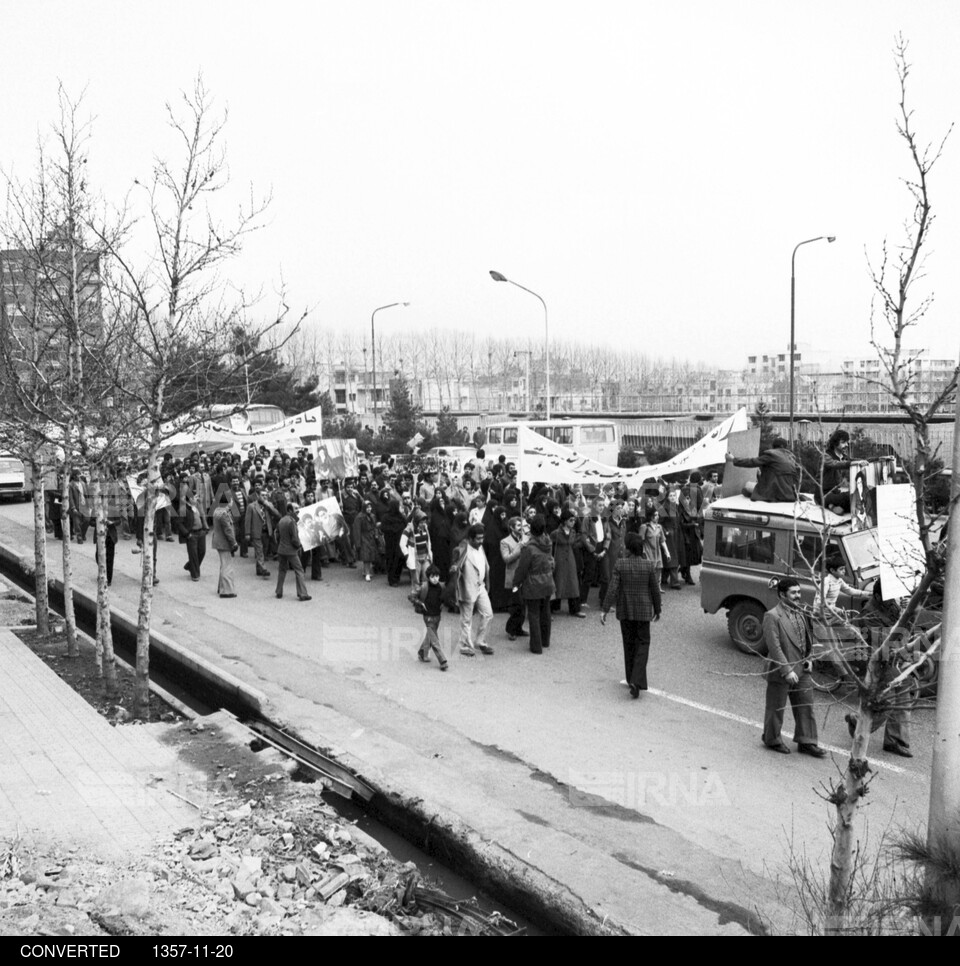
0, 627, 201, 859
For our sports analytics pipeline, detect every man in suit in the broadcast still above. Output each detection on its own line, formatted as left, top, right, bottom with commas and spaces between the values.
244, 484, 273, 577
761, 577, 827, 757
446, 523, 493, 656
500, 515, 527, 641
600, 532, 661, 699
275, 503, 311, 601
229, 477, 248, 557
211, 499, 239, 598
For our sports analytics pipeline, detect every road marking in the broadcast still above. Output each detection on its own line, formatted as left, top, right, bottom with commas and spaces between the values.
646, 687, 906, 775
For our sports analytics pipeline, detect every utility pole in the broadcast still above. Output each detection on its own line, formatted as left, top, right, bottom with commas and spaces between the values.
926, 371, 960, 922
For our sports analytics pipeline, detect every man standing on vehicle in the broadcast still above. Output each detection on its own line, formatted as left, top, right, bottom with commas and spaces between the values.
761, 577, 827, 757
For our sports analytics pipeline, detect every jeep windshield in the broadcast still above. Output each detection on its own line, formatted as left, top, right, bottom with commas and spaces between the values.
843, 528, 880, 578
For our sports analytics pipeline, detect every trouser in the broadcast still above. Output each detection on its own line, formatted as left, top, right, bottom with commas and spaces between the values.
762, 673, 818, 747
873, 676, 917, 748
184, 531, 206, 579
505, 593, 526, 636
217, 549, 236, 595
301, 547, 322, 580
413, 557, 431, 596
525, 597, 552, 654
250, 532, 267, 571
234, 517, 247, 555
95, 533, 117, 585
419, 615, 446, 664
551, 596, 580, 615
620, 619, 651, 689
156, 506, 171, 539
70, 510, 90, 543
821, 487, 851, 512
385, 531, 403, 584
277, 553, 309, 598
459, 590, 493, 650
336, 534, 355, 565
662, 565, 681, 588
580, 552, 598, 605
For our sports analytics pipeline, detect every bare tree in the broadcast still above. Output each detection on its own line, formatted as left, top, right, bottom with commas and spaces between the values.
100, 77, 304, 717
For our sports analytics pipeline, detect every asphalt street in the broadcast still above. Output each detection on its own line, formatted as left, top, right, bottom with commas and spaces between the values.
0, 500, 936, 935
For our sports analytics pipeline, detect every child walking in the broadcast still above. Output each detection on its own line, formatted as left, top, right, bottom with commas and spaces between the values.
416, 565, 448, 671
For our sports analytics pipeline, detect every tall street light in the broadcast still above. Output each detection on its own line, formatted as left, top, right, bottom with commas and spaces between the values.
490, 270, 550, 419
371, 302, 409, 433
790, 236, 836, 443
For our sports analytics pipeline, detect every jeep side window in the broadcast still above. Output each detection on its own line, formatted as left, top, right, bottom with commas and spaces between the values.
791, 534, 842, 572
716, 525, 777, 564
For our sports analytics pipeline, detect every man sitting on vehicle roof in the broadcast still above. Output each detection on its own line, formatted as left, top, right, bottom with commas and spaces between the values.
725, 436, 801, 504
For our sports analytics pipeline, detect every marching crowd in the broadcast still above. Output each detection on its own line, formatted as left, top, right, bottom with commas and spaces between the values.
46, 446, 720, 692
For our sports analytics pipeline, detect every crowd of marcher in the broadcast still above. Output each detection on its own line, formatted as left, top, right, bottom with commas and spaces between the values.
43, 445, 720, 686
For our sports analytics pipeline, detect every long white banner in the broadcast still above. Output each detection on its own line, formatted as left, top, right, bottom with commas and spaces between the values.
516, 408, 750, 485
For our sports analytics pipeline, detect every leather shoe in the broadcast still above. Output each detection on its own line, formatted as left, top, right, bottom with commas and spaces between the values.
478, 645, 494, 655
765, 743, 791, 754
629, 684, 640, 699
219, 593, 237, 598
883, 743, 913, 758
798, 744, 827, 758
516, 630, 528, 637
298, 595, 312, 601
507, 635, 516, 641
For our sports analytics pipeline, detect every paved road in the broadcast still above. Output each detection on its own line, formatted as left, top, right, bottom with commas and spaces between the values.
0, 501, 934, 934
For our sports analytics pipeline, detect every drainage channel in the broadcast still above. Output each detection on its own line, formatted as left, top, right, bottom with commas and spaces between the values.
0, 549, 557, 935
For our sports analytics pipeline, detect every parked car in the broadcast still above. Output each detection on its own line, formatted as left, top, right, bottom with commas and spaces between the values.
0, 453, 32, 502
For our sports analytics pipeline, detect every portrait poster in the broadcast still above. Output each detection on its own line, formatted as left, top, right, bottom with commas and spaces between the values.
314, 439, 359, 480
849, 457, 896, 531
297, 496, 348, 551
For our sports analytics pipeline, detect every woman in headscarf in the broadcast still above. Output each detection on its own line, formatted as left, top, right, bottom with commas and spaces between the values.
428, 492, 452, 576
550, 509, 583, 617
483, 503, 512, 612
544, 499, 562, 535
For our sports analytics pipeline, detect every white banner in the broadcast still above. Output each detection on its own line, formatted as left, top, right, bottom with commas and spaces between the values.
516, 409, 750, 485
163, 405, 325, 456
297, 496, 347, 551
875, 483, 926, 600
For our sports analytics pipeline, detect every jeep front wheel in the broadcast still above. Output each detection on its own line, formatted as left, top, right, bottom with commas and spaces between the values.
727, 600, 767, 655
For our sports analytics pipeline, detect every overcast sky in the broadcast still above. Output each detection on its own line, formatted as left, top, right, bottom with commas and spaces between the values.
3, 1, 959, 369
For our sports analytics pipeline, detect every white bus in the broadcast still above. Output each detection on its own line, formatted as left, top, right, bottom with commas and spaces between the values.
484, 419, 619, 465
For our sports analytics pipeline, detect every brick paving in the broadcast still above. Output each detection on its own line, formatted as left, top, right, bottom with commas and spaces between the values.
0, 628, 201, 858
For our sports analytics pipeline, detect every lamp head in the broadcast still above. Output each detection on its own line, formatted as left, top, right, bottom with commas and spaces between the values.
489, 270, 508, 282
826, 236, 836, 243
402, 301, 410, 306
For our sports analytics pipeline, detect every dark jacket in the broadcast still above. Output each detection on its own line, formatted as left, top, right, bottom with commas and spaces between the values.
276, 514, 302, 556
733, 449, 801, 503
512, 534, 556, 600
601, 555, 661, 622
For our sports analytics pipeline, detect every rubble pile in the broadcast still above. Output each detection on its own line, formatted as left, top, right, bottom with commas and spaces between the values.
0, 758, 519, 937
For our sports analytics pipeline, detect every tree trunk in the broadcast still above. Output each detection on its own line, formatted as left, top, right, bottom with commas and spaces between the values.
925, 382, 960, 919
825, 707, 874, 933
59, 457, 79, 658
133, 436, 160, 720
30, 459, 50, 637
91, 474, 119, 699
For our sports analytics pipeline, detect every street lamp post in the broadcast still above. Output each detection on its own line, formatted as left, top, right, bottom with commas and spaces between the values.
490, 271, 550, 419
790, 236, 836, 443
371, 302, 409, 433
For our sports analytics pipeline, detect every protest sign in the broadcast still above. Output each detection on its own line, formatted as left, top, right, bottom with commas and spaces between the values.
298, 497, 348, 551
314, 439, 359, 479
875, 483, 926, 599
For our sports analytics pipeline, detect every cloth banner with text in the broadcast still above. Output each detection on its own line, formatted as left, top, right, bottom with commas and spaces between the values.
297, 497, 348, 552
875, 483, 926, 600
516, 409, 750, 486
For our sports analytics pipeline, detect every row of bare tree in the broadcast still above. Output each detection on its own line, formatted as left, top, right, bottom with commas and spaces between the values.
0, 79, 304, 718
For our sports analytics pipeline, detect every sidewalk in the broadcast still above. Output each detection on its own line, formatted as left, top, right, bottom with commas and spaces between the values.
0, 625, 202, 859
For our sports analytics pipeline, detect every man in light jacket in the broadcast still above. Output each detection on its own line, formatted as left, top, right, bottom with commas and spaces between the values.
211, 499, 239, 598
500, 515, 527, 641
445, 523, 493, 656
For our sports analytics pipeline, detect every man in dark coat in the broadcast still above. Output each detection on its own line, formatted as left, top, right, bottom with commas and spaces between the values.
726, 437, 800, 503
761, 577, 826, 757
600, 533, 661, 698
275, 503, 311, 601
